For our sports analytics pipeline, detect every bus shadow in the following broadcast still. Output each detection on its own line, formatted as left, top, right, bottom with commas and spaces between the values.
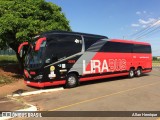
12, 74, 23, 79
30, 85, 65, 90
0, 63, 22, 74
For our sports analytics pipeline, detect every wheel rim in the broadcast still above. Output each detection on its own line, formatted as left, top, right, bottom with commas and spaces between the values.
68, 76, 76, 86
137, 69, 141, 76
130, 70, 134, 77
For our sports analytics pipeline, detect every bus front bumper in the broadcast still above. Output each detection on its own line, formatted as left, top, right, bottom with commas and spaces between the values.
24, 80, 66, 88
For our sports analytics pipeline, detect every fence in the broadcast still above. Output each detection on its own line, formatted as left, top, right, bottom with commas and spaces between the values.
0, 48, 16, 55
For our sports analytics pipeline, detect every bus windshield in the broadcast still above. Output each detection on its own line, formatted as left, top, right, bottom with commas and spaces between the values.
24, 41, 46, 69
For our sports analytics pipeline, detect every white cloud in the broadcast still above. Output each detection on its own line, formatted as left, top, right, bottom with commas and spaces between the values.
138, 18, 156, 25
143, 11, 147, 14
131, 24, 140, 27
152, 20, 160, 26
142, 25, 147, 28
136, 10, 147, 15
131, 18, 158, 28
132, 11, 158, 28
136, 11, 141, 15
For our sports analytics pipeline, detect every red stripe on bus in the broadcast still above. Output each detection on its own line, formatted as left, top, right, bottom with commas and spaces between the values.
80, 72, 128, 82
142, 69, 152, 73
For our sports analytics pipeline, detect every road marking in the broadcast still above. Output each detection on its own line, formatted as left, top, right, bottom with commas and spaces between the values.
16, 103, 37, 111
49, 81, 160, 111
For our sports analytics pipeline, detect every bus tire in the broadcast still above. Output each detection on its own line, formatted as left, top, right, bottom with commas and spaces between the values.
136, 68, 142, 77
129, 68, 135, 78
66, 74, 78, 88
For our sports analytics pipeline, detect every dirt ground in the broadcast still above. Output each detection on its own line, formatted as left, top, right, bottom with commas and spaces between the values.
0, 64, 38, 98
0, 64, 22, 85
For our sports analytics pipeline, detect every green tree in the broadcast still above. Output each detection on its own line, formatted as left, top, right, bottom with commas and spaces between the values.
0, 0, 71, 68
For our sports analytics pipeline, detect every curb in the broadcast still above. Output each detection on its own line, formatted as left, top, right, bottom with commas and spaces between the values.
7, 87, 64, 97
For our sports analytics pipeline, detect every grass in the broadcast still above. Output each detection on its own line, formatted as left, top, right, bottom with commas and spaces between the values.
152, 62, 160, 67
0, 55, 18, 64
0, 75, 13, 85
152, 60, 160, 63
152, 60, 160, 66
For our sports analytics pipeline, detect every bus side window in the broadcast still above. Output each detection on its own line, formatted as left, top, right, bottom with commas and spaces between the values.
45, 34, 82, 63
57, 35, 82, 58
100, 41, 133, 53
84, 36, 98, 51
133, 44, 151, 53
45, 41, 58, 63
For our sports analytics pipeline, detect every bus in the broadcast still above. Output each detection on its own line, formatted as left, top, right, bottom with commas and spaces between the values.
18, 31, 152, 88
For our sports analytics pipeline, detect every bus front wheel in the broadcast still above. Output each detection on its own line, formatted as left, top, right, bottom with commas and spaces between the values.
66, 74, 78, 88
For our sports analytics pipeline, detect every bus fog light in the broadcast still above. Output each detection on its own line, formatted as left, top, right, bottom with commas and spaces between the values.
34, 75, 43, 80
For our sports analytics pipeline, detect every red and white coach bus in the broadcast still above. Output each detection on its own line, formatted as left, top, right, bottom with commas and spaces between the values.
18, 31, 152, 88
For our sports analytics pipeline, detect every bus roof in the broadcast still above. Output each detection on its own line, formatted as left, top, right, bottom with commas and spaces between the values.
40, 30, 108, 39
110, 39, 150, 45
37, 31, 150, 45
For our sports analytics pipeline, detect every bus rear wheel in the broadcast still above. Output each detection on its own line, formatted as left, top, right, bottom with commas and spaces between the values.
129, 68, 135, 78
66, 74, 78, 88
136, 68, 142, 77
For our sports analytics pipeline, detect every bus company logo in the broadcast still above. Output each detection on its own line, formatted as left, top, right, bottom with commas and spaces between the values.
83, 59, 126, 74
75, 39, 82, 44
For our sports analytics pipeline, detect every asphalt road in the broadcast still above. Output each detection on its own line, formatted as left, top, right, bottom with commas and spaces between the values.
15, 68, 160, 120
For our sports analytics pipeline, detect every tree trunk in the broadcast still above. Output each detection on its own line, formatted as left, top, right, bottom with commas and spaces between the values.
15, 51, 24, 73
8, 43, 24, 74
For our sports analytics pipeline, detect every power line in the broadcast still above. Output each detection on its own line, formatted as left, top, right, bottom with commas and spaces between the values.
128, 19, 160, 40
134, 25, 160, 40
129, 20, 159, 37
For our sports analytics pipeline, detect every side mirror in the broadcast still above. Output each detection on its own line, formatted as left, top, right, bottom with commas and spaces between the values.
35, 37, 46, 51
18, 42, 29, 58
18, 42, 28, 53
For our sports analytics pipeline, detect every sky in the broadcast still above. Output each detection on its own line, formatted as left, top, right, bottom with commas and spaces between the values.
47, 0, 160, 56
